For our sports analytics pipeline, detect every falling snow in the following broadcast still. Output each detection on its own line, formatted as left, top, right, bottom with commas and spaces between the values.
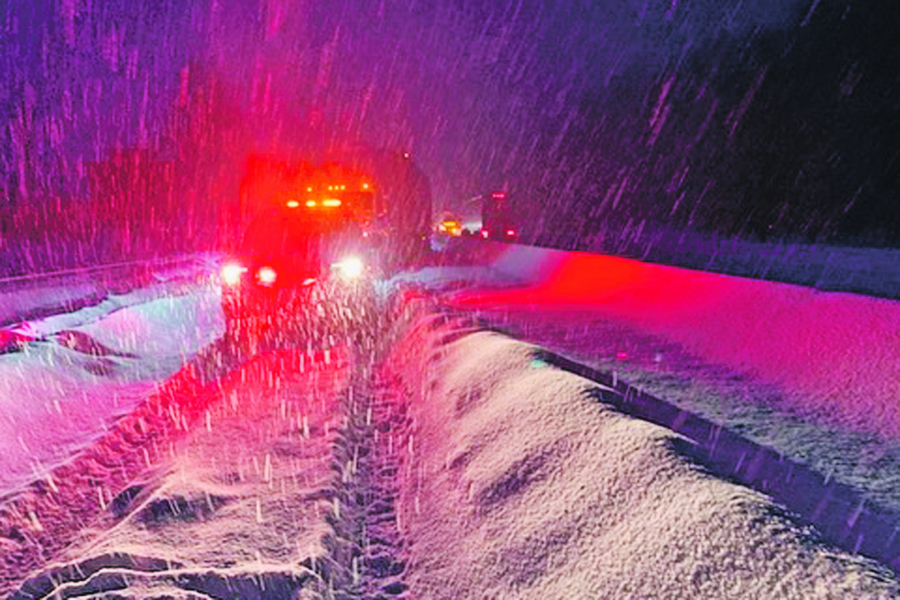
1, 0, 899, 597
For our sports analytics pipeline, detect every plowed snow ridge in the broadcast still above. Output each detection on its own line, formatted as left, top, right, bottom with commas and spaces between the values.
383, 309, 899, 598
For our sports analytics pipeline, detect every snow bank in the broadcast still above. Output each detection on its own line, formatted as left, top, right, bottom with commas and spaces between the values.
456, 242, 900, 440
384, 312, 899, 598
0, 285, 223, 495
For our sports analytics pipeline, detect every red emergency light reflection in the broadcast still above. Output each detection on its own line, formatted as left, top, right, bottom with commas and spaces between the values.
453, 245, 900, 439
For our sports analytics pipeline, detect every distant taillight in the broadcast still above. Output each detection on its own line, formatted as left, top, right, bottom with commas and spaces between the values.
306, 200, 317, 208
323, 198, 342, 207
221, 262, 246, 286
506, 229, 516, 236
257, 266, 277, 286
286, 200, 300, 208
481, 230, 489, 238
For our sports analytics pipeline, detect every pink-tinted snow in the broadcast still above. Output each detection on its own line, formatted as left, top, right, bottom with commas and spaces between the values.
382, 308, 899, 598
454, 243, 900, 438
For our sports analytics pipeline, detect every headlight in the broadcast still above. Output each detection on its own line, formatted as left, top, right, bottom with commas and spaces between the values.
221, 262, 247, 286
333, 256, 364, 279
257, 266, 277, 286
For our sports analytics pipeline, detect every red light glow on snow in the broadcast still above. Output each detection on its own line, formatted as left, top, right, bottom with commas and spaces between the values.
454, 245, 900, 438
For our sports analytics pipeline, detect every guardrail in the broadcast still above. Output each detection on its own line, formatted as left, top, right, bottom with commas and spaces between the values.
0, 254, 218, 329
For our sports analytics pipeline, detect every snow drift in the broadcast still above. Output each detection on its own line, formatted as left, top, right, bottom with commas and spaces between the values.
0, 255, 214, 330
384, 309, 899, 598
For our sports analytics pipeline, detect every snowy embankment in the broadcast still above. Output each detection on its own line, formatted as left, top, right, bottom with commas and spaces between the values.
383, 307, 899, 598
437, 242, 900, 535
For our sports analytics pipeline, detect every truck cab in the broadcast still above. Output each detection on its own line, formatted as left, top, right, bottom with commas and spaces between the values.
480, 191, 518, 242
219, 158, 379, 353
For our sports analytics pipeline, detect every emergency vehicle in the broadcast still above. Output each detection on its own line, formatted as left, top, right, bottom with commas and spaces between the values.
218, 151, 431, 352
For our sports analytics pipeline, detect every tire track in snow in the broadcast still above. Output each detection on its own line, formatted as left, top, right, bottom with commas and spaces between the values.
315, 346, 411, 598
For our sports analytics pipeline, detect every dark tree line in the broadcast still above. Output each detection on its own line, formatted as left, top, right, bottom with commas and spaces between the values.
539, 0, 900, 248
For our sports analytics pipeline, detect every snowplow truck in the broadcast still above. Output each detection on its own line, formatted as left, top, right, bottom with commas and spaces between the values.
221, 150, 432, 268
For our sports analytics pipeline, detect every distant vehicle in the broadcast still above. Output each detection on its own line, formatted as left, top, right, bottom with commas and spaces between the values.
436, 216, 463, 237
480, 191, 518, 242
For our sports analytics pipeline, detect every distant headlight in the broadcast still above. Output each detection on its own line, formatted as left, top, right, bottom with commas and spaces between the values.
333, 256, 364, 279
221, 262, 247, 286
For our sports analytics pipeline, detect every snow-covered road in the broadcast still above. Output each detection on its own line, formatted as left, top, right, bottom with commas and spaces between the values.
2, 246, 900, 597
0, 282, 223, 495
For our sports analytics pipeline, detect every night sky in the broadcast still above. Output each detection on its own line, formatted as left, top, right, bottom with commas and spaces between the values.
1, 0, 897, 247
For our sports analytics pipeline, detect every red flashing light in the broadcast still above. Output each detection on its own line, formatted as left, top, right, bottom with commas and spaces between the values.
491, 192, 507, 199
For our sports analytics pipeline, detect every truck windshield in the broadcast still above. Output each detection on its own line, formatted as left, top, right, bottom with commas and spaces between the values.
239, 209, 363, 263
